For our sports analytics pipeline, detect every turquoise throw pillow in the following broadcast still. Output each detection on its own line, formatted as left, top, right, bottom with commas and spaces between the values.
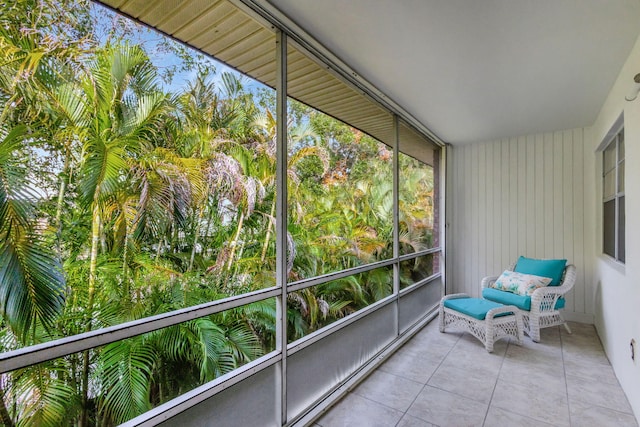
514, 256, 567, 286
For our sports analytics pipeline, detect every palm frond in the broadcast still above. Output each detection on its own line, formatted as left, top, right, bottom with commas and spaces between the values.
13, 365, 78, 427
97, 338, 156, 424
189, 318, 233, 381
0, 232, 66, 338
0, 123, 65, 338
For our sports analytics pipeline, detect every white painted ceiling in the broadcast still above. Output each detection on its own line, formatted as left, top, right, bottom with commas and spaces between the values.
267, 0, 640, 144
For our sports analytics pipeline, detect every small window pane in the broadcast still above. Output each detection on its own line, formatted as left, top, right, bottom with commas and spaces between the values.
619, 132, 625, 160
603, 142, 616, 173
399, 152, 436, 254
618, 196, 625, 263
603, 200, 616, 258
399, 253, 440, 289
287, 267, 392, 341
603, 171, 616, 199
618, 160, 625, 193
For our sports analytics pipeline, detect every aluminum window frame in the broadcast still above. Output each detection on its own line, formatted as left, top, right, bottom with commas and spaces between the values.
602, 126, 625, 264
1, 1, 447, 425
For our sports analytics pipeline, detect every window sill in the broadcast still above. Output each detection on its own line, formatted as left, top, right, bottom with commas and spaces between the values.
600, 254, 626, 275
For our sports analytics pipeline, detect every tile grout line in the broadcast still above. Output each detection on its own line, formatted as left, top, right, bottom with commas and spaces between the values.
480, 337, 510, 426
393, 331, 462, 427
560, 326, 574, 427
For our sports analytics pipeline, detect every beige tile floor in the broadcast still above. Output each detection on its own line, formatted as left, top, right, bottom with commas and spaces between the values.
314, 320, 638, 427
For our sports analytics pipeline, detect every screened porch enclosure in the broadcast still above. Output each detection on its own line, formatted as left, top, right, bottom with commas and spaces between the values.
2, 0, 639, 425
0, 0, 443, 425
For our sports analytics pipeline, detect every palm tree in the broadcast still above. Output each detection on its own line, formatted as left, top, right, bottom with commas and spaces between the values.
51, 42, 172, 426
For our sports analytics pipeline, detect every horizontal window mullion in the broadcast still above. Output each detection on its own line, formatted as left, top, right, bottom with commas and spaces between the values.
399, 272, 442, 296
287, 294, 396, 354
398, 247, 441, 263
0, 287, 281, 373
287, 258, 395, 292
287, 249, 442, 293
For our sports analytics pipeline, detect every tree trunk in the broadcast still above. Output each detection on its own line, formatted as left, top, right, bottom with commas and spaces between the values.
260, 200, 276, 263
188, 184, 210, 272
54, 147, 71, 254
227, 210, 245, 271
202, 200, 216, 255
122, 227, 130, 302
80, 202, 101, 427
0, 383, 15, 427
156, 235, 166, 262
87, 203, 101, 317
187, 214, 201, 272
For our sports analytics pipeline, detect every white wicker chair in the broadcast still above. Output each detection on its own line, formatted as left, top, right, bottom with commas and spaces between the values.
481, 264, 576, 342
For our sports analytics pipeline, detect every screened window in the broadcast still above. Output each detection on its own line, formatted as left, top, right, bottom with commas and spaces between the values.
603, 127, 625, 263
1, 0, 443, 424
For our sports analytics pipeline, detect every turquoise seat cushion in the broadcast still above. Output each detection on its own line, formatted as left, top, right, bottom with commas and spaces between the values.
482, 288, 565, 311
444, 297, 512, 320
483, 288, 531, 310
514, 256, 567, 286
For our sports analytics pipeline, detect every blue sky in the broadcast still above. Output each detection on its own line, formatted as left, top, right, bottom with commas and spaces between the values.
90, 2, 266, 96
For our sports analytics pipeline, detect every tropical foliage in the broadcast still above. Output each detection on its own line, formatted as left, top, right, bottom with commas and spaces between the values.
0, 0, 436, 425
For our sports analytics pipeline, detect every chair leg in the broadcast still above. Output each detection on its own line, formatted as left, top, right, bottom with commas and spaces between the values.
563, 322, 572, 334
528, 316, 541, 342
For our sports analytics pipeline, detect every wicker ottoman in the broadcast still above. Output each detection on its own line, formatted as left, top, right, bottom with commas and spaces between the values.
439, 293, 523, 352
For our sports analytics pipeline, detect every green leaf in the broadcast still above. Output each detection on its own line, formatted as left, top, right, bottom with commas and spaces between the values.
97, 338, 156, 424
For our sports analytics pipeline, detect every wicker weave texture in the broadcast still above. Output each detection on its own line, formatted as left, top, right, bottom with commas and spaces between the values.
439, 293, 523, 352
481, 264, 577, 342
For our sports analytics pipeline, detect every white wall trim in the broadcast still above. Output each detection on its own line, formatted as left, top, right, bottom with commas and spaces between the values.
563, 312, 595, 324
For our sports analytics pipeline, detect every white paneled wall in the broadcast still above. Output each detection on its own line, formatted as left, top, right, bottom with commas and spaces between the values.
446, 129, 595, 321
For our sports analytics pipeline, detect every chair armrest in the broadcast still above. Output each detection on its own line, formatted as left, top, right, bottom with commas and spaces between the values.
531, 286, 569, 298
481, 275, 500, 289
441, 293, 470, 302
530, 286, 568, 313
486, 305, 519, 320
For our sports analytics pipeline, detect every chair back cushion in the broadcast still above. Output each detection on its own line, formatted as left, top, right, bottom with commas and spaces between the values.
491, 270, 552, 296
514, 256, 567, 286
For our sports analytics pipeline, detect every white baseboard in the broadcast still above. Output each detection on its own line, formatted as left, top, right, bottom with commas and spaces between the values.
564, 311, 595, 324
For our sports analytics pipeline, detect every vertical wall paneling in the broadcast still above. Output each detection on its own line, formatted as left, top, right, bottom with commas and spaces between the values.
501, 140, 511, 269
562, 130, 575, 311
509, 138, 519, 264
478, 144, 487, 282
543, 133, 554, 262
583, 126, 595, 315
517, 136, 527, 256
471, 144, 480, 296
553, 132, 564, 260
464, 144, 473, 293
572, 129, 585, 314
485, 143, 494, 277
534, 134, 545, 257
447, 128, 593, 320
525, 135, 536, 257
493, 143, 502, 274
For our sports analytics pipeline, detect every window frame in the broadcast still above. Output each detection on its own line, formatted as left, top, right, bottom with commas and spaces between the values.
602, 126, 625, 263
